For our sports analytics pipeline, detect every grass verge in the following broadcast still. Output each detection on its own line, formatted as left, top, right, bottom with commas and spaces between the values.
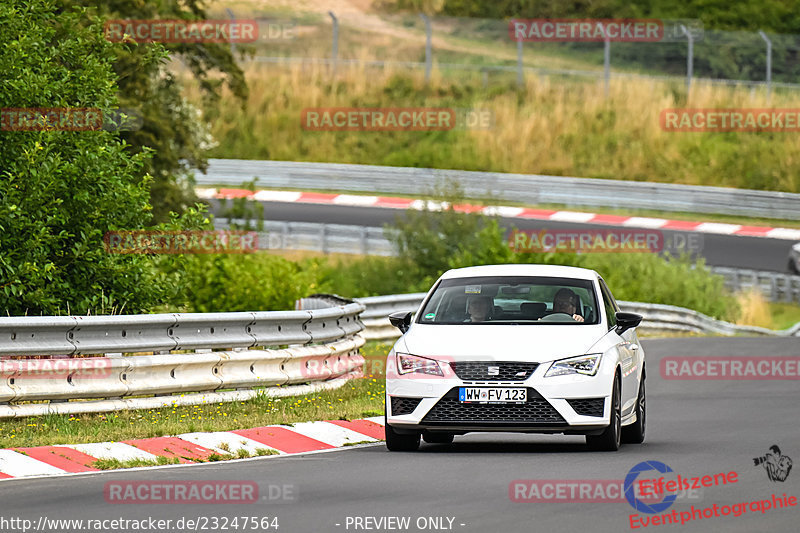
0, 342, 390, 449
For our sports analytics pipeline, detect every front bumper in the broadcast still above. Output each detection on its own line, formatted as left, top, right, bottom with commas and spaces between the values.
386, 357, 616, 434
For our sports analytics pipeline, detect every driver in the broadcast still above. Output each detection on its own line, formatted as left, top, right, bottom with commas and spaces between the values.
466, 296, 492, 322
552, 288, 584, 322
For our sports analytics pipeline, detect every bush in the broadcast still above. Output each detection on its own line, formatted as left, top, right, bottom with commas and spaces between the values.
160, 253, 323, 313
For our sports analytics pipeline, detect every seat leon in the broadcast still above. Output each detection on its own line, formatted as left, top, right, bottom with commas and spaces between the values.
385, 264, 645, 452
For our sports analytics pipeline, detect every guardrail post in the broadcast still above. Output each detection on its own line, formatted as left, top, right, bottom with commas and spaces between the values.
329, 12, 339, 77
320, 224, 328, 254
420, 13, 432, 83
758, 30, 772, 102
516, 39, 524, 87
680, 24, 694, 93
597, 22, 610, 98
359, 226, 367, 255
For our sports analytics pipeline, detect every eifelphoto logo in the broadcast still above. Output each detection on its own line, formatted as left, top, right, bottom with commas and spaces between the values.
103, 230, 258, 254
660, 356, 800, 380
104, 19, 258, 43
661, 108, 800, 132
753, 445, 793, 482
0, 357, 112, 379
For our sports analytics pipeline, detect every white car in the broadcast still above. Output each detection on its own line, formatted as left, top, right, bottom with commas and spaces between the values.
385, 264, 646, 452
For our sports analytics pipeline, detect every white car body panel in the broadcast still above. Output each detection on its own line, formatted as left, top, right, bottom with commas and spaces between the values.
385, 264, 645, 437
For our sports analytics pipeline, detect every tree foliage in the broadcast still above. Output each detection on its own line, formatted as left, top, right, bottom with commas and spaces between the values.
0, 0, 206, 315
59, 0, 248, 222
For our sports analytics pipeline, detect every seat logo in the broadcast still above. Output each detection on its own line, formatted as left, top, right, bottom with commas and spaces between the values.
487, 366, 500, 376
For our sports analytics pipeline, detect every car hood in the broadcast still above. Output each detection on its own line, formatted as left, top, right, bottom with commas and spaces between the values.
399, 324, 608, 363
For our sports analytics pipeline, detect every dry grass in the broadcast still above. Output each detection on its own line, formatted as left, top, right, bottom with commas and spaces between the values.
184, 61, 800, 194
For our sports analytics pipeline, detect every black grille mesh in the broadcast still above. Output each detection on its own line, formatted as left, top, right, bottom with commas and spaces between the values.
390, 396, 423, 416
567, 398, 605, 417
422, 388, 564, 424
450, 361, 539, 381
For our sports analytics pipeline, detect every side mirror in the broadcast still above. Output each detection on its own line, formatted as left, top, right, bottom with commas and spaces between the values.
389, 311, 412, 333
615, 312, 642, 334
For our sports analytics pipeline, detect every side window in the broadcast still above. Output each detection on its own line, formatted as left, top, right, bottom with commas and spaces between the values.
598, 279, 618, 329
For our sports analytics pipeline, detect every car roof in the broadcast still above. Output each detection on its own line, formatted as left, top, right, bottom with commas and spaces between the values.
439, 264, 600, 281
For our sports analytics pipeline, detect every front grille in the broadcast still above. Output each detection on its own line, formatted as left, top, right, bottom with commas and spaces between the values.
421, 388, 565, 425
450, 361, 539, 381
390, 396, 423, 416
567, 398, 605, 417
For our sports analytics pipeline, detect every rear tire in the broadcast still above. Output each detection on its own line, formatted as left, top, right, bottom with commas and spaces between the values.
622, 371, 646, 444
586, 376, 621, 451
385, 417, 420, 451
422, 431, 454, 444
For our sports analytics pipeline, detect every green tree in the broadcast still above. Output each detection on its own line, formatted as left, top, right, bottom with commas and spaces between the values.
61, 0, 249, 222
0, 0, 195, 315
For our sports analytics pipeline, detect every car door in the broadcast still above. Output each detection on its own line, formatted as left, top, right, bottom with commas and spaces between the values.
598, 279, 639, 416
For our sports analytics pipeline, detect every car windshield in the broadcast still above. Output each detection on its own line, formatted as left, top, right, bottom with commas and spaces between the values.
418, 275, 599, 325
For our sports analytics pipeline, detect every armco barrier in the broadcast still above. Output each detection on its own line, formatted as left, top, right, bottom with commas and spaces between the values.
0, 301, 365, 418
353, 294, 800, 340
198, 159, 800, 220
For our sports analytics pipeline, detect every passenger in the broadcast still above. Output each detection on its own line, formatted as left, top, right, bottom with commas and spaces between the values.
552, 288, 584, 322
466, 296, 492, 323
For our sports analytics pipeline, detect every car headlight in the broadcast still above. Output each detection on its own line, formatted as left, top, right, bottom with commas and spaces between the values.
396, 353, 444, 376
545, 354, 602, 377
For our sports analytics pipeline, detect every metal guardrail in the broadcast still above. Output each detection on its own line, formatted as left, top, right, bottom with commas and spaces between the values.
0, 302, 366, 418
221, 219, 800, 304
353, 293, 800, 340
711, 266, 800, 304
199, 159, 800, 220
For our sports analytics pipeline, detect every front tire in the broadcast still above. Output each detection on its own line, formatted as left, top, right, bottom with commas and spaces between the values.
622, 370, 646, 444
385, 418, 420, 451
586, 376, 621, 451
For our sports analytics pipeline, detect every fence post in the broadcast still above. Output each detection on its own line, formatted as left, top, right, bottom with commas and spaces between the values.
329, 11, 339, 76
600, 23, 610, 98
758, 30, 772, 102
679, 24, 694, 93
420, 14, 432, 83
225, 8, 237, 58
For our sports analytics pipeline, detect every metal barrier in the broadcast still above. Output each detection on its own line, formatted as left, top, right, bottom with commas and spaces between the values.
198, 159, 800, 220
0, 302, 366, 418
353, 293, 800, 340
219, 219, 800, 304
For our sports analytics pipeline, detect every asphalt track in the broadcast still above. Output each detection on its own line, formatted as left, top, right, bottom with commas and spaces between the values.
210, 200, 797, 273
3, 337, 798, 533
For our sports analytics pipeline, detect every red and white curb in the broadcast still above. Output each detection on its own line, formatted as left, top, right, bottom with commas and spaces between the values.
197, 187, 800, 241
0, 417, 385, 480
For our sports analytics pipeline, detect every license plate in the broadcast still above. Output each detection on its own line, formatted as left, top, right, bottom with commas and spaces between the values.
458, 387, 527, 403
